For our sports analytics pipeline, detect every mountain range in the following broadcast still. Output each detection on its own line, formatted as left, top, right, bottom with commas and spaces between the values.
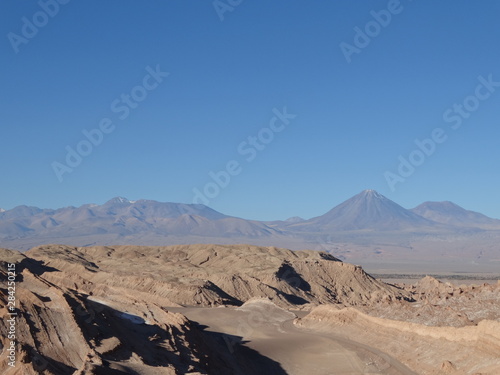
1, 190, 500, 272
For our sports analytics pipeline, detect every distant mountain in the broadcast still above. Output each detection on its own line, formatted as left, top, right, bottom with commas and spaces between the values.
411, 201, 500, 228
0, 205, 50, 220
2, 192, 500, 272
0, 198, 281, 247
291, 190, 435, 231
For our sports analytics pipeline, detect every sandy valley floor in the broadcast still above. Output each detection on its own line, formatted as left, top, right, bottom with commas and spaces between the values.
169, 301, 417, 375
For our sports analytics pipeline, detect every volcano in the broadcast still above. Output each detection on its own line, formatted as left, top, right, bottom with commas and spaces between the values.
293, 190, 435, 231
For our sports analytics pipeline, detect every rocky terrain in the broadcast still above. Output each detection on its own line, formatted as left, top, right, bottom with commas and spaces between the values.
0, 244, 499, 374
296, 305, 500, 375
24, 244, 409, 308
390, 276, 500, 326
0, 248, 254, 374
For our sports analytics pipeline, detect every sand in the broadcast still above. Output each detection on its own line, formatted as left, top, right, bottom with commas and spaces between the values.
169, 300, 416, 375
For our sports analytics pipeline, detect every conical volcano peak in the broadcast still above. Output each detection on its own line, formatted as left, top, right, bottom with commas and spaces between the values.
362, 189, 382, 196
304, 190, 432, 231
360, 189, 385, 199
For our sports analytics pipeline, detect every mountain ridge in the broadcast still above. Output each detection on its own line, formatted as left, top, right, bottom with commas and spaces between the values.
2, 191, 498, 224
2, 190, 499, 240
2, 190, 500, 272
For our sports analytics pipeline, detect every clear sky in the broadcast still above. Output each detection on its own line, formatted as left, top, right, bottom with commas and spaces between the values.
2, 0, 500, 220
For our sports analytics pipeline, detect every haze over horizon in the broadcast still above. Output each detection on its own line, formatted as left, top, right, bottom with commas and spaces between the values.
2, 1, 500, 221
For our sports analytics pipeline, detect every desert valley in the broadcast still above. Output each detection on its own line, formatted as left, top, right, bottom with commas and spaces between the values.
1, 192, 499, 374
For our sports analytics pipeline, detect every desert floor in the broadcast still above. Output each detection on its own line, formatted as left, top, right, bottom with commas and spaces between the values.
169, 305, 416, 375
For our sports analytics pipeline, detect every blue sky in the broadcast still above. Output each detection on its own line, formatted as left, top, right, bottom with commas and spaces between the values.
1, 0, 500, 220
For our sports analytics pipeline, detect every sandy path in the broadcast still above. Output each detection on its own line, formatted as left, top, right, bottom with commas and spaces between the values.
169, 306, 416, 375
